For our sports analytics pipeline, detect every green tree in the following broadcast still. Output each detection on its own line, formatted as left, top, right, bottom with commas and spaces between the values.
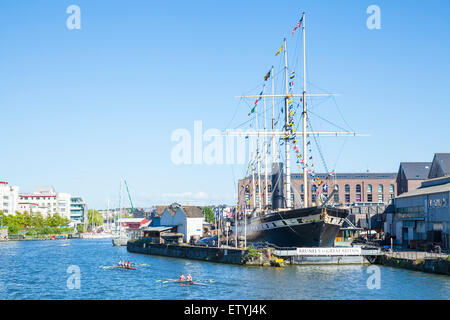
88, 209, 103, 228
202, 207, 215, 223
31, 212, 45, 228
76, 224, 85, 233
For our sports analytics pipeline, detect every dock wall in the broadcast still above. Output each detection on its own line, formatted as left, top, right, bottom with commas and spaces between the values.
127, 240, 250, 265
376, 255, 450, 276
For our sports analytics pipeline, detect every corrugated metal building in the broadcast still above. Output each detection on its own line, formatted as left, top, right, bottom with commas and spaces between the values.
387, 176, 450, 250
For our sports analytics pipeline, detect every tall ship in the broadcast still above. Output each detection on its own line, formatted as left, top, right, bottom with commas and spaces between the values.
229, 12, 364, 248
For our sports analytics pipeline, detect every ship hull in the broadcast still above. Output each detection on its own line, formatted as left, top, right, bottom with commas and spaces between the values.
234, 206, 348, 248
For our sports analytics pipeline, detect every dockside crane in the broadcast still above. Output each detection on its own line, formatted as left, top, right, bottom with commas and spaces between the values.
123, 179, 135, 216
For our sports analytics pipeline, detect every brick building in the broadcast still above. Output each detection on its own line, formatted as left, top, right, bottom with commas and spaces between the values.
238, 172, 397, 211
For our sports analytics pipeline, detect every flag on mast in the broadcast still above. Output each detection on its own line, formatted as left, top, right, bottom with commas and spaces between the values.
275, 44, 283, 56
264, 70, 271, 81
292, 16, 304, 35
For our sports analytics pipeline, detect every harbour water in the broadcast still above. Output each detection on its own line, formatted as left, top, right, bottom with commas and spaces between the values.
0, 239, 448, 300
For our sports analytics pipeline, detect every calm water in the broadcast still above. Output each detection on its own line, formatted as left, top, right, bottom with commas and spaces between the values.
0, 239, 448, 300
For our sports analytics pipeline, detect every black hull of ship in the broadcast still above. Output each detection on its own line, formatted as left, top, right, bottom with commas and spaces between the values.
236, 206, 348, 248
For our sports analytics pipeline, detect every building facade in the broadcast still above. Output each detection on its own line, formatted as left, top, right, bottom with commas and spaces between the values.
387, 153, 450, 249
159, 203, 204, 242
18, 186, 72, 219
0, 181, 19, 215
238, 172, 397, 211
70, 197, 87, 224
387, 176, 450, 250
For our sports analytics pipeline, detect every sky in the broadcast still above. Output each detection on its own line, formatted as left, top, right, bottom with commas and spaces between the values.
1, 0, 449, 209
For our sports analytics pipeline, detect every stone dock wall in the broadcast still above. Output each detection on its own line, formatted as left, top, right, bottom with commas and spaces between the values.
376, 255, 450, 276
127, 240, 252, 265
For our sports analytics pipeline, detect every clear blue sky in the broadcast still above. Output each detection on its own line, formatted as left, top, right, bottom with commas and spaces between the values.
1, 0, 449, 209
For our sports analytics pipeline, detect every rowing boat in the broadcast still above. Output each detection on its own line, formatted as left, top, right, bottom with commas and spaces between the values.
161, 279, 207, 286
112, 265, 136, 270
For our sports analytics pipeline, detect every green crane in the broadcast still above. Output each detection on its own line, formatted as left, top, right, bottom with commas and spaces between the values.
123, 179, 135, 216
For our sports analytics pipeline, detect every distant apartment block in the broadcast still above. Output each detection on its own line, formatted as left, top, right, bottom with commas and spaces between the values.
70, 197, 87, 224
14, 186, 87, 224
0, 181, 19, 215
18, 186, 72, 219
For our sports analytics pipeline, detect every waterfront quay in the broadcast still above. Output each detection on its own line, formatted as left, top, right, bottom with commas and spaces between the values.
127, 239, 450, 276
376, 251, 450, 276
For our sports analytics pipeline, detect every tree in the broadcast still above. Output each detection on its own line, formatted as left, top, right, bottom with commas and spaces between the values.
202, 207, 215, 223
88, 209, 103, 228
76, 224, 85, 233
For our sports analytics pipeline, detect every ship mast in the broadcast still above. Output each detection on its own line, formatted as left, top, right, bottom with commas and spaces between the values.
263, 84, 269, 209
301, 12, 308, 207
271, 65, 276, 165
256, 94, 262, 213
283, 38, 292, 209
228, 12, 369, 212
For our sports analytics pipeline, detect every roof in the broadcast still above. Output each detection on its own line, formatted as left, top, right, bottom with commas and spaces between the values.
155, 205, 168, 216
161, 203, 203, 218
429, 153, 450, 178
161, 203, 181, 216
142, 226, 174, 232
399, 162, 431, 180
181, 206, 203, 218
118, 218, 147, 223
396, 181, 450, 199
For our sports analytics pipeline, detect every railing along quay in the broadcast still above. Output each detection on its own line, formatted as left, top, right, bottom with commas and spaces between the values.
385, 251, 448, 260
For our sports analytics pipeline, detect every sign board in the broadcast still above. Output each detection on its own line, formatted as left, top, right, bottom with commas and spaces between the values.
296, 247, 362, 256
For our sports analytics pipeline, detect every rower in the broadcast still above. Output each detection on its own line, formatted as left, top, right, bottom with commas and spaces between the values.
118, 260, 122, 266
179, 273, 186, 281
186, 274, 192, 282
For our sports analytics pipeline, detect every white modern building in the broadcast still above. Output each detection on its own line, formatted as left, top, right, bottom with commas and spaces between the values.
18, 186, 72, 219
160, 203, 204, 242
0, 181, 19, 215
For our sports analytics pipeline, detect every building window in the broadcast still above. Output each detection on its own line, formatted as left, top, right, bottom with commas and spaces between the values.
356, 184, 361, 193
378, 193, 384, 203
301, 184, 304, 193
345, 194, 350, 203
389, 184, 394, 193
368, 194, 373, 202
312, 185, 317, 194
334, 193, 339, 203
356, 194, 361, 202
345, 184, 350, 193
378, 184, 384, 193
367, 184, 372, 193
334, 185, 339, 191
